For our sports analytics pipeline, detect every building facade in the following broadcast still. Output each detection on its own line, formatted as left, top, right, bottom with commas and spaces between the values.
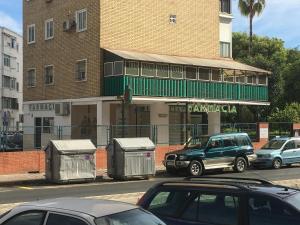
23, 0, 269, 149
0, 27, 23, 129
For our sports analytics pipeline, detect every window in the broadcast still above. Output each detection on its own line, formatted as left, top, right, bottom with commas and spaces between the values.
104, 62, 113, 76
236, 71, 246, 83
114, 61, 123, 75
156, 64, 169, 78
284, 141, 296, 150
208, 138, 223, 149
171, 65, 183, 79
223, 69, 235, 82
45, 65, 54, 85
220, 0, 231, 14
4, 54, 11, 67
11, 78, 16, 89
211, 69, 222, 81
141, 63, 156, 77
76, 9, 87, 32
236, 135, 251, 146
2, 97, 18, 110
2, 76, 11, 88
16, 82, 19, 92
248, 196, 300, 225
198, 68, 210, 81
169, 14, 177, 24
45, 18, 54, 40
27, 24, 35, 44
148, 190, 194, 217
11, 38, 16, 49
76, 60, 87, 81
258, 75, 267, 85
185, 66, 197, 80
220, 42, 231, 58
42, 117, 54, 134
223, 136, 238, 147
247, 75, 257, 84
125, 61, 139, 75
3, 211, 46, 225
46, 213, 87, 225
181, 193, 239, 225
27, 69, 36, 87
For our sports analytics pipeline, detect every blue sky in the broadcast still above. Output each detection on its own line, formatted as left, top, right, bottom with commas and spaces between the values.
0, 0, 299, 48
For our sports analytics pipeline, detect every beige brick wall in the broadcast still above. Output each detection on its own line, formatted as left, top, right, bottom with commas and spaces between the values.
100, 0, 220, 59
23, 0, 101, 101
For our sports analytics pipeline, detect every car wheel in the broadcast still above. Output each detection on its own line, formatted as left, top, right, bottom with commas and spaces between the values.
166, 167, 177, 175
234, 157, 247, 173
189, 160, 203, 176
272, 158, 282, 169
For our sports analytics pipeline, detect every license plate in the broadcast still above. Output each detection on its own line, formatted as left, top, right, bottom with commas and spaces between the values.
167, 161, 175, 166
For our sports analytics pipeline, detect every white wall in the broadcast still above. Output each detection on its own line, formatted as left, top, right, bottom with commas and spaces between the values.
208, 112, 221, 135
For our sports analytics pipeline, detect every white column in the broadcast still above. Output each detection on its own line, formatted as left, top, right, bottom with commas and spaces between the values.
208, 112, 221, 135
97, 101, 108, 147
150, 102, 169, 145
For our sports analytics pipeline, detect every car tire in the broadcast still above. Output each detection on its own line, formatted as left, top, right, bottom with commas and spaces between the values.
189, 160, 203, 176
272, 158, 282, 169
234, 157, 247, 173
166, 167, 177, 175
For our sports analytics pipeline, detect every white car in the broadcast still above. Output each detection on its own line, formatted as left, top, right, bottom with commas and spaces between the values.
0, 198, 165, 225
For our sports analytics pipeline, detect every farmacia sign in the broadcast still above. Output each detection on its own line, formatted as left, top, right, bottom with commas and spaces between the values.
170, 104, 237, 113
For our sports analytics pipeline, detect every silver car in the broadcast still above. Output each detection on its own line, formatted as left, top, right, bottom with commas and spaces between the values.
0, 198, 165, 225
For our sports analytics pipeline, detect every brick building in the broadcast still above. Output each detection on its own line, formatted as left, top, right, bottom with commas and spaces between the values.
23, 0, 270, 149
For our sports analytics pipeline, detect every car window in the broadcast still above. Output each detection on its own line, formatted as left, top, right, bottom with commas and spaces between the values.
223, 137, 238, 147
181, 193, 239, 225
248, 196, 300, 225
261, 140, 286, 149
236, 135, 251, 146
284, 141, 296, 150
46, 213, 88, 225
208, 138, 223, 149
95, 209, 165, 225
3, 211, 46, 225
295, 140, 300, 148
147, 190, 194, 217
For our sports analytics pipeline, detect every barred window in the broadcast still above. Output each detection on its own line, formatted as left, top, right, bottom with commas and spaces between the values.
27, 69, 36, 87
76, 60, 87, 81
45, 65, 54, 85
141, 63, 156, 77
211, 69, 222, 81
125, 61, 139, 75
185, 67, 197, 80
156, 64, 169, 78
171, 65, 183, 79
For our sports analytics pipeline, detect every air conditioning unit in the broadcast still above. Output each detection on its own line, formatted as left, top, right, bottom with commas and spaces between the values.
55, 103, 70, 116
63, 20, 76, 32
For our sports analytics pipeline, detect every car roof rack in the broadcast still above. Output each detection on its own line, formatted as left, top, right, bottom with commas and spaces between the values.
183, 176, 273, 185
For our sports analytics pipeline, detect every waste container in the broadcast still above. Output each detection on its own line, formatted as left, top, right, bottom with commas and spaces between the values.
45, 139, 96, 183
107, 138, 156, 180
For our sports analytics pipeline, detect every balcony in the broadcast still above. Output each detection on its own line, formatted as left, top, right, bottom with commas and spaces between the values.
103, 50, 269, 103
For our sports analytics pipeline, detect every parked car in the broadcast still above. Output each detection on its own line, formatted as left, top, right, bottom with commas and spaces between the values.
137, 177, 300, 225
253, 137, 300, 169
0, 198, 165, 225
163, 133, 257, 176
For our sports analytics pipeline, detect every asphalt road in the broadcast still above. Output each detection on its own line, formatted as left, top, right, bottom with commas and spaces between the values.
1, 166, 300, 204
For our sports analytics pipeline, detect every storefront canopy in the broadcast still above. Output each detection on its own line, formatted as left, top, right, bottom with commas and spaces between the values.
105, 49, 271, 75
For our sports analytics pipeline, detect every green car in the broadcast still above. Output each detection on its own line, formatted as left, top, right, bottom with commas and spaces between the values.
163, 133, 257, 176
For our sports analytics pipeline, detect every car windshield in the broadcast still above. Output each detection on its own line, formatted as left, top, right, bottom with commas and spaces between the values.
95, 209, 165, 225
286, 193, 300, 210
185, 136, 209, 149
261, 140, 286, 149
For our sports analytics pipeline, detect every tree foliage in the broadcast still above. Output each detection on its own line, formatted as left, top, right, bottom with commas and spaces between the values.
268, 103, 300, 123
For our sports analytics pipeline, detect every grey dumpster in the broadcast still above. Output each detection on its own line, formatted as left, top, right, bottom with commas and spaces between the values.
45, 140, 96, 183
107, 138, 156, 180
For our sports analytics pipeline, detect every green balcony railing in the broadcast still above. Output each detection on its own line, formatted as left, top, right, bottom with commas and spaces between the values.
104, 75, 268, 102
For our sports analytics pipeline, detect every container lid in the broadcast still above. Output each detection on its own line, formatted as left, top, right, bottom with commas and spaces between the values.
50, 140, 96, 154
114, 138, 155, 151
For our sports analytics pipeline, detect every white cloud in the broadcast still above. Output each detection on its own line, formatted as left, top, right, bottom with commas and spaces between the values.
232, 0, 300, 48
0, 11, 22, 34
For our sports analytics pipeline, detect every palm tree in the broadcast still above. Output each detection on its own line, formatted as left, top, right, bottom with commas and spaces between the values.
238, 0, 266, 53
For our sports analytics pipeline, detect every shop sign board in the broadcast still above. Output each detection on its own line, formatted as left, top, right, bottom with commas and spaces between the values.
170, 104, 237, 114
29, 103, 55, 111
